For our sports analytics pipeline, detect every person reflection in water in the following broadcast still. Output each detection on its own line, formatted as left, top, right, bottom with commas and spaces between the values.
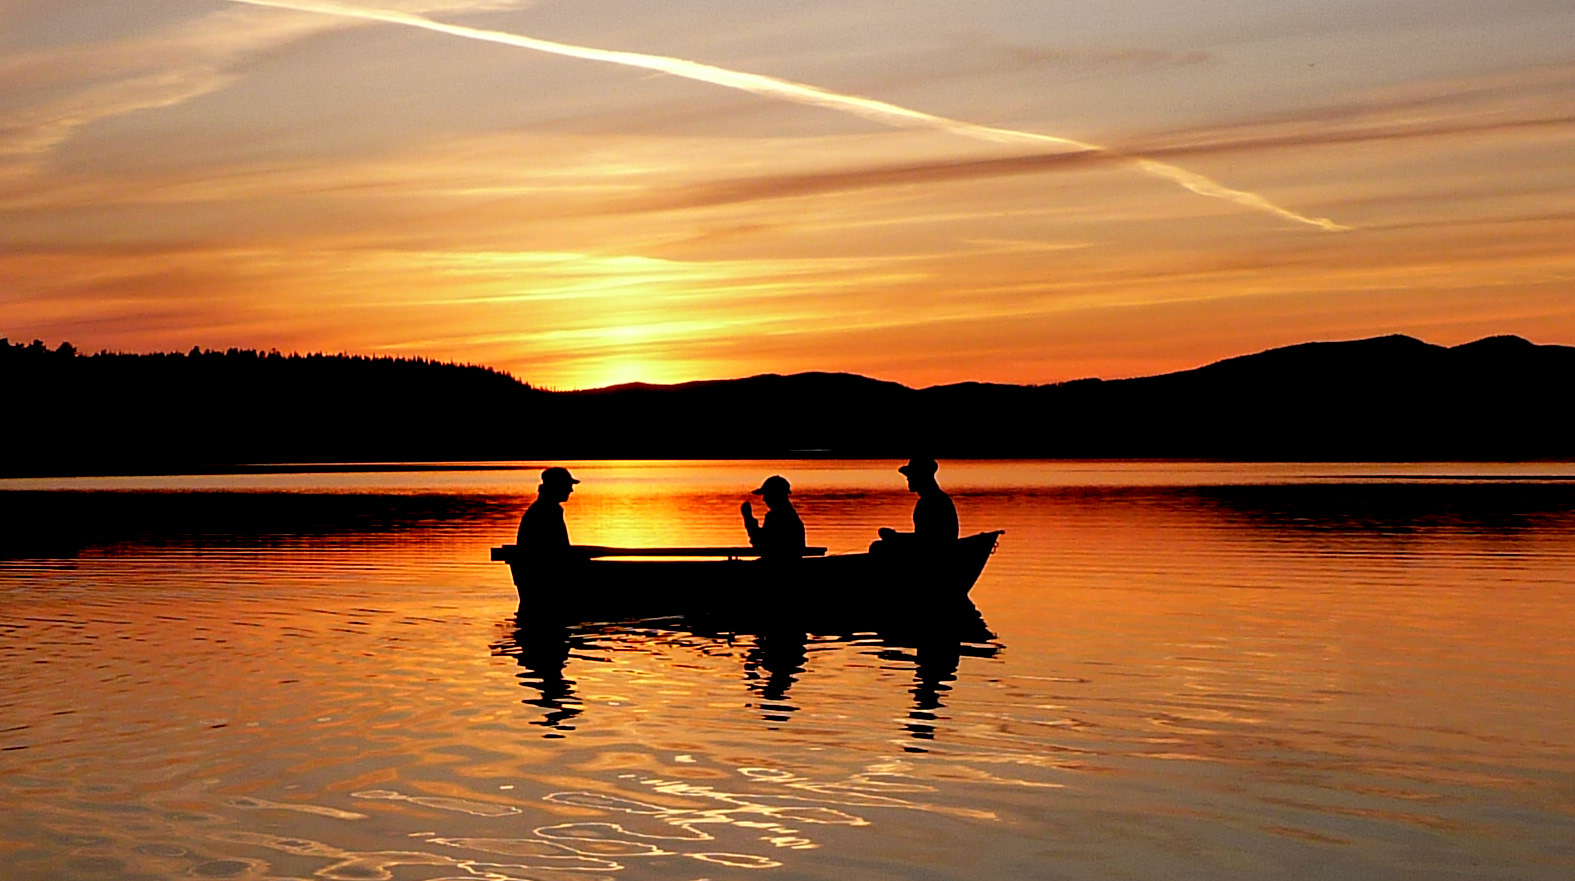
744, 629, 808, 726
497, 619, 585, 735
517, 466, 579, 560
876, 457, 959, 550
741, 475, 806, 559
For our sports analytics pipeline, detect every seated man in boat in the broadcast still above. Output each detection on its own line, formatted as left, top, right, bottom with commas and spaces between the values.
741, 475, 807, 559
874, 457, 958, 551
517, 466, 580, 561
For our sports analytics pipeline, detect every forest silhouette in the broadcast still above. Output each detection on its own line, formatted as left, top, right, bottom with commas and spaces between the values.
4, 334, 1572, 475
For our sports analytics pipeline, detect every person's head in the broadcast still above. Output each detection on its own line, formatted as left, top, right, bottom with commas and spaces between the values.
897, 457, 939, 492
751, 475, 792, 507
538, 466, 580, 501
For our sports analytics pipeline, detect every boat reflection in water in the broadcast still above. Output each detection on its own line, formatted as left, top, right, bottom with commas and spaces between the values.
492, 597, 1000, 746
491, 529, 1003, 742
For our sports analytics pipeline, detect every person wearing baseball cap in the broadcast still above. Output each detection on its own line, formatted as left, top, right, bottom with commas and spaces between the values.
741, 474, 806, 560
877, 457, 958, 548
516, 466, 580, 558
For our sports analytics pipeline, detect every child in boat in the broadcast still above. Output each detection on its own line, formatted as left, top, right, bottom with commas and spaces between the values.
741, 475, 807, 559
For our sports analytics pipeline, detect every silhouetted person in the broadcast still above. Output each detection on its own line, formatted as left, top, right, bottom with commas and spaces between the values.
741, 475, 806, 559
517, 466, 579, 561
877, 457, 958, 548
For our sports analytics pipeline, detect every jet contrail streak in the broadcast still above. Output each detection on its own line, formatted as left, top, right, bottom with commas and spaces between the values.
228, 0, 1349, 231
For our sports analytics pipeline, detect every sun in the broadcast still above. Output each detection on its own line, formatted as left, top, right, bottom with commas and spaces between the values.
574, 356, 677, 390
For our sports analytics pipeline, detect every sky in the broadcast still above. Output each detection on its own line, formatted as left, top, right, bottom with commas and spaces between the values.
2, 0, 1572, 389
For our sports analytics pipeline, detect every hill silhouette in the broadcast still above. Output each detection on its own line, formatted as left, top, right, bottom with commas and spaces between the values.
3, 334, 1571, 475
1020, 334, 1575, 459
2, 341, 542, 474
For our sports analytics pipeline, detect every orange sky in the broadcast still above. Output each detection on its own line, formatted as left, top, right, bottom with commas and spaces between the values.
3, 1, 1572, 388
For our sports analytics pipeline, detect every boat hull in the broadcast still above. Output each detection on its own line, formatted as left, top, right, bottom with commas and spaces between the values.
504, 530, 1002, 626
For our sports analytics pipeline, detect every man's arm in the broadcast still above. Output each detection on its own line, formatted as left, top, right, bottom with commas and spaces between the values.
741, 500, 763, 546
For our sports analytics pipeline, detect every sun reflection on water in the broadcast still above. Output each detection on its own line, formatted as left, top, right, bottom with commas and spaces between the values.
2, 463, 1574, 879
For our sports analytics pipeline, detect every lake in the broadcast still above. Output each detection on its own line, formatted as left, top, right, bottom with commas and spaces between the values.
2, 460, 1573, 880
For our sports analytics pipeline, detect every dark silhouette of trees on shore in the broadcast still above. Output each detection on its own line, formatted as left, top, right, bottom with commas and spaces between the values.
4, 339, 541, 473
3, 334, 1572, 475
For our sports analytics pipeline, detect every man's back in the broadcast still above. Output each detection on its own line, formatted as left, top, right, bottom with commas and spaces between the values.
757, 505, 807, 558
913, 489, 959, 541
517, 498, 569, 554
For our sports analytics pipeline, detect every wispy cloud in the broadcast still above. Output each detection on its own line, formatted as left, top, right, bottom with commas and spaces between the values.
6, 10, 1569, 387
0, 242, 923, 386
950, 37, 1214, 74
609, 101, 1575, 216
1135, 62, 1575, 148
9, 86, 1564, 222
0, 1, 532, 184
226, 0, 1348, 231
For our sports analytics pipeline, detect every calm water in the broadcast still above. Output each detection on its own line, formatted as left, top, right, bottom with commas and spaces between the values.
2, 461, 1573, 881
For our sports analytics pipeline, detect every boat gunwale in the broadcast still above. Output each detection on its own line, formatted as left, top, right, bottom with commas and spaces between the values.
492, 530, 1003, 567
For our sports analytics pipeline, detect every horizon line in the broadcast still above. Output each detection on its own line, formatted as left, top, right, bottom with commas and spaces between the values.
4, 332, 1556, 391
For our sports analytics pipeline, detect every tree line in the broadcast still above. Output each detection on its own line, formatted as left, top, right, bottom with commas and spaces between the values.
4, 334, 1572, 475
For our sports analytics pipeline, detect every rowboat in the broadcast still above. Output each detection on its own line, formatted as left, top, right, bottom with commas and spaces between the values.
492, 530, 1003, 626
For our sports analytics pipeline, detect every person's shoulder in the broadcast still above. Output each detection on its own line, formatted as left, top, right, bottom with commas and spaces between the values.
524, 498, 561, 517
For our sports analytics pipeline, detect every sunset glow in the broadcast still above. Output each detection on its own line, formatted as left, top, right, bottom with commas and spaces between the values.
3, 1, 1572, 388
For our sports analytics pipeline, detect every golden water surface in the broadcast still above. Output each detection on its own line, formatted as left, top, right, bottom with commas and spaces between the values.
2, 461, 1573, 880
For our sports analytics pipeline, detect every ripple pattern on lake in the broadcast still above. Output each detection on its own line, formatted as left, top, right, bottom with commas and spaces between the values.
2, 463, 1573, 880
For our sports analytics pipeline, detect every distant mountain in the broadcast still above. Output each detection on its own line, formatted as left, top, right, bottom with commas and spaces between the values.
540, 334, 1575, 460
1057, 334, 1575, 459
3, 334, 1571, 475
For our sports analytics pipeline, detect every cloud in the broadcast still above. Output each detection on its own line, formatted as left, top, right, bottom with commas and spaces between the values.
951, 37, 1213, 74
223, 0, 1347, 231
4, 60, 1563, 259
607, 102, 1574, 216
0, 11, 321, 182
0, 1, 534, 184
1138, 62, 1575, 147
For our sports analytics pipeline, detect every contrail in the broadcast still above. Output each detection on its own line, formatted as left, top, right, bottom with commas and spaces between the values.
228, 0, 1349, 231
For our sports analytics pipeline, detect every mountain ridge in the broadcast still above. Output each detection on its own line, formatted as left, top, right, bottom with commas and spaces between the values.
4, 334, 1571, 474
